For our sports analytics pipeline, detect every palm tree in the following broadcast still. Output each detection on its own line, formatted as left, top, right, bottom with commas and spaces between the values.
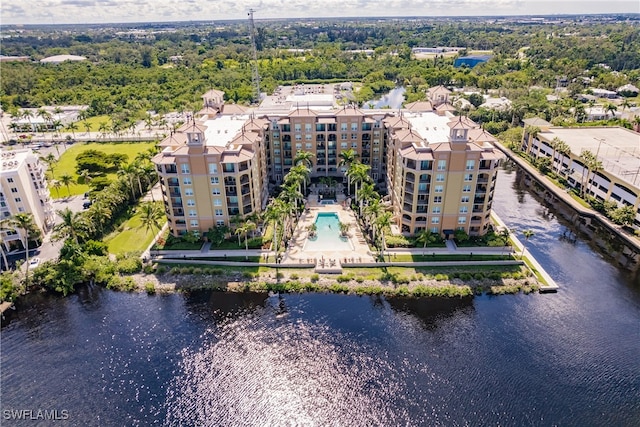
8, 213, 36, 287
265, 199, 287, 256
53, 208, 88, 243
416, 229, 437, 248
521, 229, 535, 258
364, 198, 383, 242
77, 169, 92, 185
137, 202, 164, 239
117, 163, 138, 200
230, 214, 244, 246
83, 120, 92, 137
51, 180, 62, 198
339, 148, 359, 193
357, 181, 376, 216
41, 153, 57, 176
375, 212, 392, 261
555, 140, 572, 175
67, 121, 78, 138
98, 121, 109, 139
348, 162, 371, 204
21, 109, 35, 133
338, 221, 350, 237
52, 119, 63, 137
87, 201, 112, 236
294, 150, 314, 168
0, 233, 8, 272
235, 220, 257, 258
59, 174, 74, 198
604, 102, 617, 119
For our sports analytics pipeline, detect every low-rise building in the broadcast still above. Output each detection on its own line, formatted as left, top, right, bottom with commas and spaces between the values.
521, 118, 640, 228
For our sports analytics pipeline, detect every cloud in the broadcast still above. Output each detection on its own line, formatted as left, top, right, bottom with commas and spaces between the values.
1, 0, 638, 25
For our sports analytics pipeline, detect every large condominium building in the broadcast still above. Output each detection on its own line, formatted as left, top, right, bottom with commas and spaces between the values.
153, 84, 504, 238
521, 118, 640, 228
0, 149, 54, 250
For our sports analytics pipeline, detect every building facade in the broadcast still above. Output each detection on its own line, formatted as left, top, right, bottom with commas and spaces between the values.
153, 85, 504, 238
0, 149, 54, 250
521, 118, 640, 229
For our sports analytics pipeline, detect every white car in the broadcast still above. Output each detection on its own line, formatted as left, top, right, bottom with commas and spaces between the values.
28, 257, 40, 269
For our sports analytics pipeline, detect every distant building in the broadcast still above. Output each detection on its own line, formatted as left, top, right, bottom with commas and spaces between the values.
521, 119, 640, 229
479, 97, 512, 111
153, 83, 504, 239
617, 84, 639, 97
0, 55, 30, 62
0, 149, 54, 251
454, 55, 491, 68
590, 88, 618, 99
40, 55, 87, 64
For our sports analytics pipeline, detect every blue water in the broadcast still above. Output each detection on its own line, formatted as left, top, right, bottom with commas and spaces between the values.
304, 212, 352, 252
1, 163, 639, 426
362, 87, 406, 109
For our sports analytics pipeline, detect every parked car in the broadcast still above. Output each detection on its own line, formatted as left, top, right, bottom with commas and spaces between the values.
28, 257, 40, 269
83, 200, 92, 209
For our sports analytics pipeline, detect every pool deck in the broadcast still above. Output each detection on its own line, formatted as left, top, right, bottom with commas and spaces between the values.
281, 204, 375, 273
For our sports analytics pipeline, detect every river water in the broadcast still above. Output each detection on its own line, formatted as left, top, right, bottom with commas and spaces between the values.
2, 165, 639, 426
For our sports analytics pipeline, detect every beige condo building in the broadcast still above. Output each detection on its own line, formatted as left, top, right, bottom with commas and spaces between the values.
0, 149, 54, 251
153, 84, 504, 238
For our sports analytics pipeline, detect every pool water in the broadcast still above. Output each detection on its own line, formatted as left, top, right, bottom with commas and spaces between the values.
304, 212, 352, 252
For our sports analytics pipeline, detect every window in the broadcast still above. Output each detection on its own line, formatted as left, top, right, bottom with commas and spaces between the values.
436, 174, 445, 182
351, 133, 358, 140
341, 142, 348, 149
188, 209, 197, 217
466, 160, 475, 170
351, 123, 358, 131
214, 199, 222, 206
351, 142, 358, 148
431, 217, 440, 224
418, 183, 428, 191
458, 216, 467, 224
10, 187, 18, 193
341, 123, 348, 131
432, 206, 441, 214
190, 220, 198, 228
208, 163, 218, 174
7, 178, 13, 183
212, 188, 221, 195
216, 220, 225, 226
296, 143, 302, 149
14, 197, 21, 203
463, 185, 471, 193
210, 177, 219, 184
437, 160, 446, 171
341, 133, 347, 141
459, 206, 468, 213
183, 177, 192, 185
464, 173, 473, 182
187, 199, 195, 207
435, 185, 443, 193
294, 124, 301, 132
305, 123, 312, 132
431, 227, 439, 233
184, 188, 194, 196
295, 134, 302, 141
180, 164, 190, 174
374, 139, 380, 145
215, 209, 224, 216
461, 196, 469, 203
434, 196, 442, 203
306, 143, 312, 149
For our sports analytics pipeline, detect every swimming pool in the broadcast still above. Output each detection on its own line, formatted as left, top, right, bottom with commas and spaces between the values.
320, 200, 336, 205
304, 212, 353, 252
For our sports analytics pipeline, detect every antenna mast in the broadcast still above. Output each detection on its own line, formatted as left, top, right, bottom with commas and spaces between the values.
248, 8, 261, 105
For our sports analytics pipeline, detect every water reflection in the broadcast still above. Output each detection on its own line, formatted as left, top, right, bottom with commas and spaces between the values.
387, 296, 474, 330
362, 87, 406, 109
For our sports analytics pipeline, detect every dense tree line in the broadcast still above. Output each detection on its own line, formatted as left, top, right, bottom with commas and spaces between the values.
1, 18, 638, 120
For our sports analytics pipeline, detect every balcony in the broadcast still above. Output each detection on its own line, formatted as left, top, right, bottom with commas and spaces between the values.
172, 208, 184, 217
405, 174, 415, 184
474, 196, 486, 204
242, 195, 252, 206
403, 203, 413, 212
405, 183, 414, 193
241, 185, 251, 195
404, 195, 414, 204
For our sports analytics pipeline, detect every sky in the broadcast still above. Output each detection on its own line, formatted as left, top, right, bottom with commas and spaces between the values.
1, 0, 638, 25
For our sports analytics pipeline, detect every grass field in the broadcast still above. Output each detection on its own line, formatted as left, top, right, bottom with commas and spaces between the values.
49, 141, 156, 198
104, 202, 165, 254
65, 115, 112, 133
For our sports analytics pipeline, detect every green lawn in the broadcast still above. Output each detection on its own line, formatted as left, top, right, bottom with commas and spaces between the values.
104, 203, 165, 254
67, 115, 113, 133
49, 141, 156, 198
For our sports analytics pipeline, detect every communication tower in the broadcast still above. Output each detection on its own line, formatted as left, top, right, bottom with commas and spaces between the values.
248, 9, 261, 105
